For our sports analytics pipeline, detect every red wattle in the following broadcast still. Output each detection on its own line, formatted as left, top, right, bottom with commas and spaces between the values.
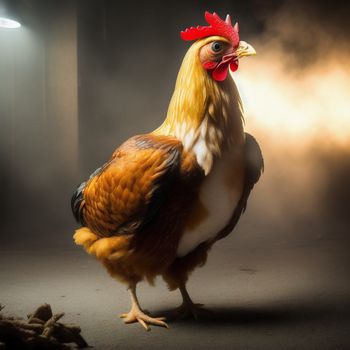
212, 62, 229, 81
229, 60, 239, 72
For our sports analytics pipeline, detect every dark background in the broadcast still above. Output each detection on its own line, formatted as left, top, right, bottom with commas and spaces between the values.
0, 1, 349, 349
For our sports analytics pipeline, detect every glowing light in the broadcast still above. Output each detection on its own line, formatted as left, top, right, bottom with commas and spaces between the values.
0, 17, 21, 29
233, 50, 350, 146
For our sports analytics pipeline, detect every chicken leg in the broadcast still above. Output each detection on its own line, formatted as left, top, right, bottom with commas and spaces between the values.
173, 284, 209, 320
120, 284, 168, 331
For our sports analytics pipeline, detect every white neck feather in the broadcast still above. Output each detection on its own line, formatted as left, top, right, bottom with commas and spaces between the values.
175, 77, 245, 175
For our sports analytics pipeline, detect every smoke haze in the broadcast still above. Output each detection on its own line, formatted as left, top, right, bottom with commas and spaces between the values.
232, 2, 350, 248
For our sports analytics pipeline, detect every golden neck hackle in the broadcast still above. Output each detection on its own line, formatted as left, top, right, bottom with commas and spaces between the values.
153, 36, 245, 173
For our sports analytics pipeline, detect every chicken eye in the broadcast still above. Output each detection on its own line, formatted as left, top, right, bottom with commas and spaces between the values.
211, 41, 223, 53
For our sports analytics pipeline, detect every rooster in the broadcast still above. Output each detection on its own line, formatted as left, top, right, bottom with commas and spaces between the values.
72, 12, 263, 331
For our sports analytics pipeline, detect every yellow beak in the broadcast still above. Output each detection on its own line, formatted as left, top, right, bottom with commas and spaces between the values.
236, 41, 256, 59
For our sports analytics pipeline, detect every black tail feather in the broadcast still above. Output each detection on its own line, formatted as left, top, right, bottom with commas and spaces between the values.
71, 181, 86, 225
71, 165, 105, 225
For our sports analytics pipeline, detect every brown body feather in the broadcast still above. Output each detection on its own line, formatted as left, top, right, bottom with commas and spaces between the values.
74, 134, 205, 285
74, 133, 263, 290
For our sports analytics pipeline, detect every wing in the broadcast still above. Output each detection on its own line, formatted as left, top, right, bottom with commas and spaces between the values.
71, 165, 106, 225
71, 134, 184, 238
215, 132, 264, 241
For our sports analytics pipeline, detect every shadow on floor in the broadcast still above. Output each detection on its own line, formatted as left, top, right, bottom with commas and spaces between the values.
155, 300, 349, 327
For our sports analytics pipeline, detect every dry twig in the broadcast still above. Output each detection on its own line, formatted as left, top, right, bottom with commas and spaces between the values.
0, 303, 89, 349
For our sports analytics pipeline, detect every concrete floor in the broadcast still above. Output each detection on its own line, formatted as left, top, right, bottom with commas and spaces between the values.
1, 235, 349, 350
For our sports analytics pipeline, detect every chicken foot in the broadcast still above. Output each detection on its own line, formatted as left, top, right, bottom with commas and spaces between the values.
172, 284, 210, 320
120, 285, 168, 331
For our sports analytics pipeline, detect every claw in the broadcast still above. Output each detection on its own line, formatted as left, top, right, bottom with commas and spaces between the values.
137, 317, 149, 331
120, 309, 168, 330
121, 284, 169, 330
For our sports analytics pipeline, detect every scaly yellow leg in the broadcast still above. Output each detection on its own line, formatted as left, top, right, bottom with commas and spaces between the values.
120, 284, 168, 331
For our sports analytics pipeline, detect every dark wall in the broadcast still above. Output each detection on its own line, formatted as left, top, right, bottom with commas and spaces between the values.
0, 0, 78, 245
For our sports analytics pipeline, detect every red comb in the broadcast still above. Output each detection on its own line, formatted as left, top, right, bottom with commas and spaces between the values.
181, 12, 240, 47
